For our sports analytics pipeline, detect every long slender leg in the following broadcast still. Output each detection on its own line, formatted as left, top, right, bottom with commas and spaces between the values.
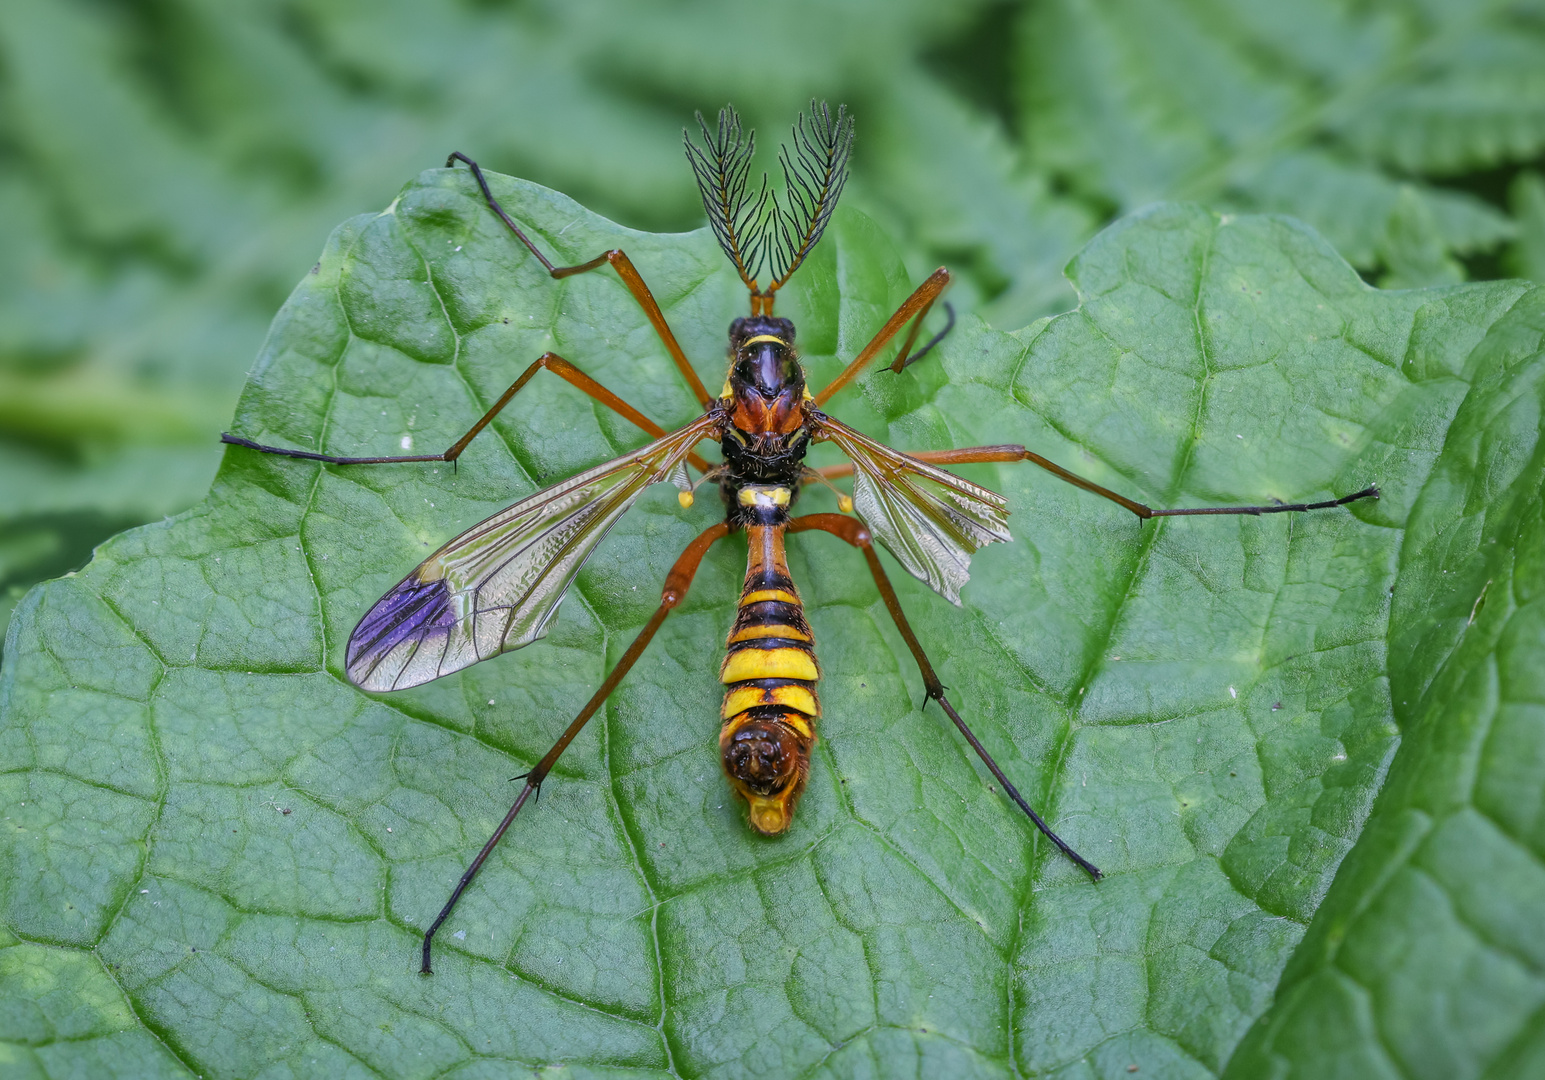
448, 153, 711, 406
815, 445, 1378, 519
787, 513, 1102, 881
813, 268, 951, 406
223, 351, 711, 474
420, 520, 732, 974
888, 302, 956, 374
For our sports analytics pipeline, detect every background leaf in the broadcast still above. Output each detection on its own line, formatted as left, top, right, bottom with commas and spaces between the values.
2, 170, 1541, 1078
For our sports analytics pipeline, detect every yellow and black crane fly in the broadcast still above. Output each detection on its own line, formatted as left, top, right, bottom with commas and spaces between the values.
222, 102, 1378, 974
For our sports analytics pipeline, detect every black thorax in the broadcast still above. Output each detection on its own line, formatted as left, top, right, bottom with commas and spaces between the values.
717, 315, 812, 527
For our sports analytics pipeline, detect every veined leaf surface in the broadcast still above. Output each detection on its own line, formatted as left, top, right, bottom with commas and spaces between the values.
1, 172, 1541, 1080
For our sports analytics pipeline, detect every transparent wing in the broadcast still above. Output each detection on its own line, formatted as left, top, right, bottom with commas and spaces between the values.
818, 417, 1011, 604
346, 414, 718, 691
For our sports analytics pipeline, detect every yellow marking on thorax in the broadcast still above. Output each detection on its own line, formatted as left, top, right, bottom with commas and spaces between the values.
736, 486, 791, 509
743, 335, 786, 346
720, 683, 819, 720
720, 647, 819, 683
729, 622, 811, 643
742, 588, 800, 606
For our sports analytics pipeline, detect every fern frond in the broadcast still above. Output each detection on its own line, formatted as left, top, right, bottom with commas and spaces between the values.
1234, 151, 1512, 266
1335, 37, 1545, 175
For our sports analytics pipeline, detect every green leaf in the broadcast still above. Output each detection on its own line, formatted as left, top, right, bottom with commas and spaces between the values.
4, 174, 1543, 1079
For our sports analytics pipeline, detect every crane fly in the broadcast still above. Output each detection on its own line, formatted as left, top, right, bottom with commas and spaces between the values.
223, 102, 1378, 974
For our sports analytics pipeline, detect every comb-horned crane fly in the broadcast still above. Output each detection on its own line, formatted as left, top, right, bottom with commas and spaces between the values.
222, 102, 1379, 972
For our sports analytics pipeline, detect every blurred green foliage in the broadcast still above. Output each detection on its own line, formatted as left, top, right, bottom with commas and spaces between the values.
4, 0, 1545, 644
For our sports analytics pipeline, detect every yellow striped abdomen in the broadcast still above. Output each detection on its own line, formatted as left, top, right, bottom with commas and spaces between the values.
720, 524, 818, 834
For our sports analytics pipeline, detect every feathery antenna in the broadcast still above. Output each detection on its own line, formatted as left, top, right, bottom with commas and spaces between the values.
684, 107, 769, 295
766, 102, 853, 292
685, 101, 854, 314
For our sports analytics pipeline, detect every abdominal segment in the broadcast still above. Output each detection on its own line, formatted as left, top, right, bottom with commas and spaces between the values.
720, 525, 818, 834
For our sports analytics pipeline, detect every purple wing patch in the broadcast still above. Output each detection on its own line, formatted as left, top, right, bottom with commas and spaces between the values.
346, 575, 459, 691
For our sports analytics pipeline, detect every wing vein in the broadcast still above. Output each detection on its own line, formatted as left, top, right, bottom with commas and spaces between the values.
346, 414, 718, 691
817, 416, 1010, 604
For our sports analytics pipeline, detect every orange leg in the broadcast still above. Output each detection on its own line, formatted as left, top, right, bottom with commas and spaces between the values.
223, 352, 711, 474
887, 301, 955, 374
420, 520, 732, 974
813, 268, 952, 406
815, 445, 1378, 519
448, 153, 711, 406
788, 513, 1102, 880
